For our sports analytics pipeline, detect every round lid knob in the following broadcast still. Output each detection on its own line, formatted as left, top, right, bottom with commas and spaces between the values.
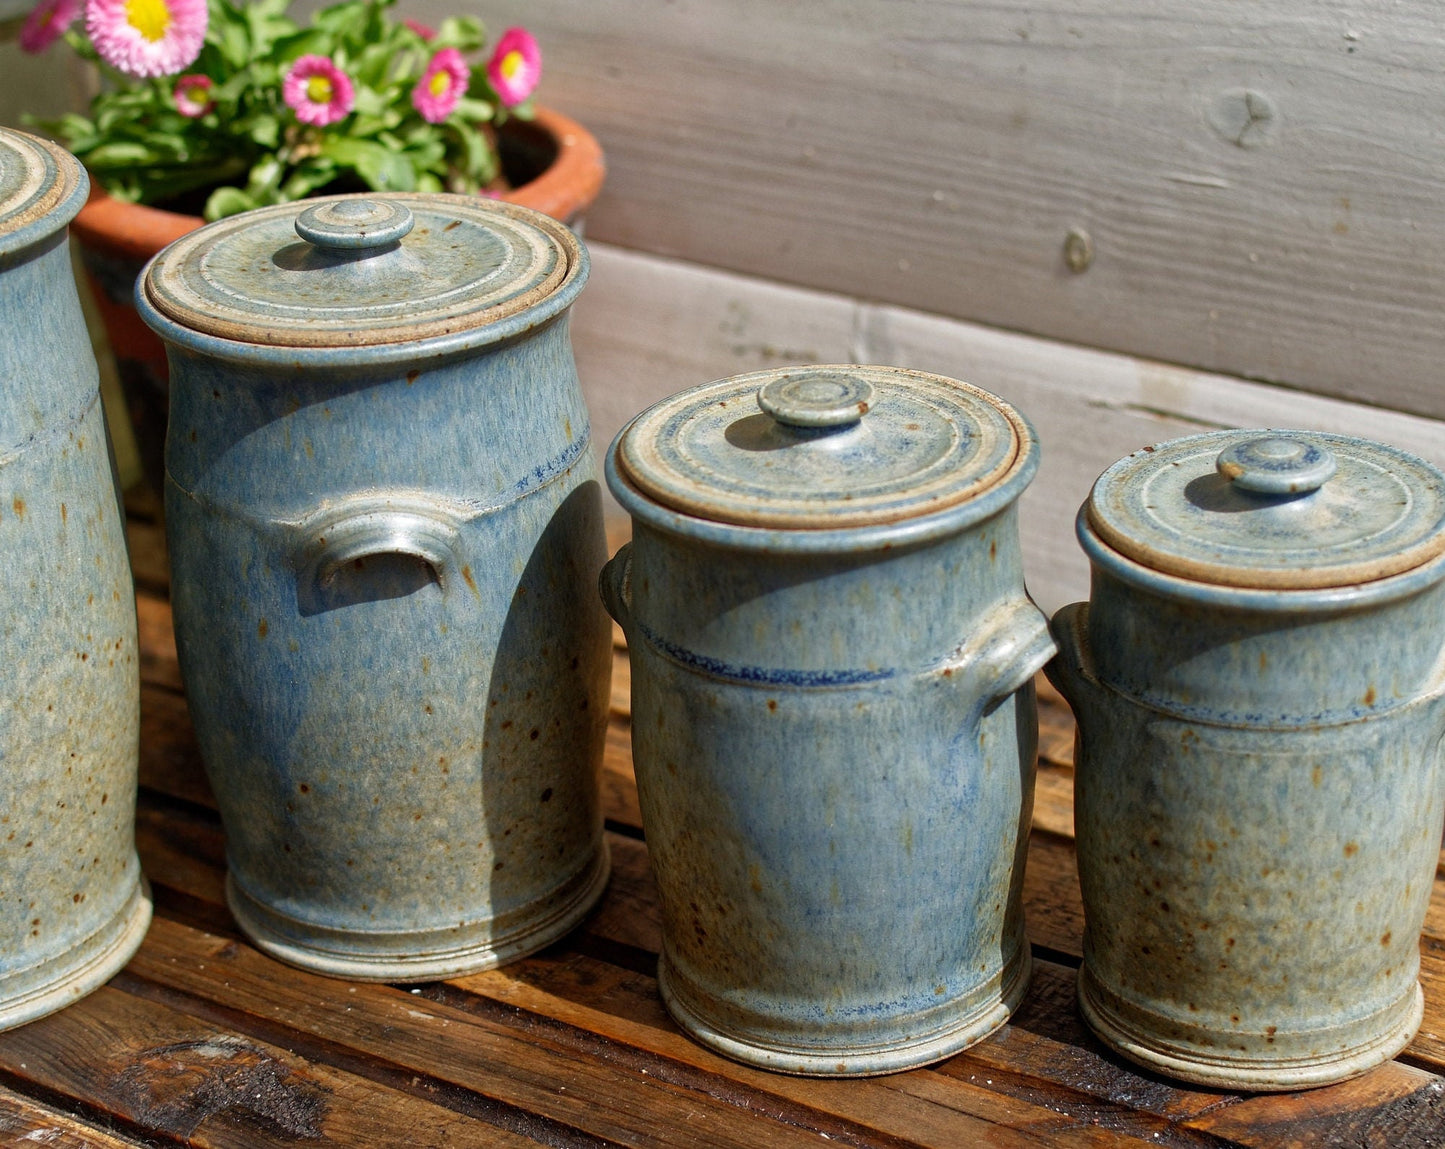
1086, 429, 1445, 590
757, 373, 873, 429
295, 198, 415, 251
1216, 436, 1337, 495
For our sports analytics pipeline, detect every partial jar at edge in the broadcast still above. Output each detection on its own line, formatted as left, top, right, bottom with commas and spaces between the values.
1047, 429, 1445, 1091
0, 128, 150, 1029
601, 365, 1056, 1076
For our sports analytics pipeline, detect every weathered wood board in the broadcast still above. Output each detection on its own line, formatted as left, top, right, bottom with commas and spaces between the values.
572, 242, 1445, 614
421, 0, 1445, 421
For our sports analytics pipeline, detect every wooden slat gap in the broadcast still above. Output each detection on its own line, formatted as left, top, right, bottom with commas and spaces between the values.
415, 980, 923, 1149
0, 1063, 189, 1149
110, 969, 627, 1149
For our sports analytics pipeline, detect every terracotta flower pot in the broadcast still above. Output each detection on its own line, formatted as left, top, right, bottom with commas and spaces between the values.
69, 105, 605, 495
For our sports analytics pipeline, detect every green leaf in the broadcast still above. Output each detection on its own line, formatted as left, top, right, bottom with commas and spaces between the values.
204, 186, 257, 221
321, 137, 417, 191
84, 142, 163, 168
432, 15, 484, 52
452, 97, 495, 124
272, 27, 331, 64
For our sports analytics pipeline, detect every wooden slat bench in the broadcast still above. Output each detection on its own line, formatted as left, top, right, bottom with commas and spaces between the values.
0, 501, 1440, 1147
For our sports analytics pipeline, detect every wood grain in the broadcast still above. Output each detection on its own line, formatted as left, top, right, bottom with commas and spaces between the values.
571, 243, 1445, 614
421, 0, 1445, 422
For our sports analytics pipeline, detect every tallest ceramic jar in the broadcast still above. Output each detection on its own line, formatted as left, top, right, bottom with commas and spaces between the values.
602, 365, 1056, 1075
0, 129, 149, 1029
136, 194, 611, 981
1048, 430, 1445, 1090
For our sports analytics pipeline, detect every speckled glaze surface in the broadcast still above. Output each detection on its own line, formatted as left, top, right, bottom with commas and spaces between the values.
0, 129, 149, 1030
1047, 429, 1445, 1090
137, 193, 610, 981
602, 366, 1055, 1076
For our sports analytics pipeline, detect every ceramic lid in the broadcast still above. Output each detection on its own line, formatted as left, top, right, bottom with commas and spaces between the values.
0, 128, 87, 256
1087, 429, 1445, 589
613, 365, 1029, 529
141, 192, 578, 348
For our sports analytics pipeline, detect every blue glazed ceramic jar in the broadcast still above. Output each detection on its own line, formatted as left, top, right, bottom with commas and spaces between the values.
136, 194, 611, 981
1048, 430, 1445, 1090
0, 129, 150, 1028
601, 366, 1055, 1075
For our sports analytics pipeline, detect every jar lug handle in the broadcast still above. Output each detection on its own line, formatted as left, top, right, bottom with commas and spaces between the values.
1043, 602, 1099, 712
599, 542, 633, 635
944, 597, 1056, 718
289, 498, 464, 614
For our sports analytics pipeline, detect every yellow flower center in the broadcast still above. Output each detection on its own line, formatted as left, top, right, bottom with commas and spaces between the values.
305, 74, 334, 104
428, 70, 451, 96
499, 50, 524, 81
124, 0, 172, 42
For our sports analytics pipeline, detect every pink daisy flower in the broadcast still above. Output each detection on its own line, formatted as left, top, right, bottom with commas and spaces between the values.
283, 55, 355, 126
412, 47, 469, 124
19, 0, 80, 53
85, 0, 207, 78
172, 73, 213, 117
402, 18, 434, 40
487, 27, 540, 108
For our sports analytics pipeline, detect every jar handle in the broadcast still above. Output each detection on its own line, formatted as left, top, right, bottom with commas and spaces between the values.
599, 542, 633, 635
1043, 602, 1101, 712
946, 597, 1056, 717
291, 498, 464, 611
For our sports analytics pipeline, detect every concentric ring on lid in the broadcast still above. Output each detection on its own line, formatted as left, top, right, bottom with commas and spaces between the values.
0, 129, 87, 256
1086, 429, 1445, 590
141, 192, 577, 348
614, 365, 1027, 530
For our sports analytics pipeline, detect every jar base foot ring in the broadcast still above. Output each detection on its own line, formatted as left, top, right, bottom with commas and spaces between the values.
0, 878, 153, 1032
226, 844, 610, 983
1078, 962, 1423, 1092
657, 942, 1032, 1077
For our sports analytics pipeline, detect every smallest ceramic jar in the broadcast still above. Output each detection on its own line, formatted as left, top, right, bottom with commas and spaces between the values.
603, 365, 1055, 1075
1048, 430, 1445, 1090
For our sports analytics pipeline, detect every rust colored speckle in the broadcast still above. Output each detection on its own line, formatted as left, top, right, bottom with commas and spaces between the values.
1382, 931, 1392, 945
101, 793, 107, 805
1343, 841, 1359, 858
767, 699, 777, 712
1143, 445, 1156, 453
190, 429, 198, 443
1258, 651, 1267, 671
298, 783, 310, 794
942, 667, 953, 677
1312, 765, 1323, 787
444, 219, 461, 231
540, 787, 553, 803
989, 540, 997, 562
59, 503, 67, 524
1363, 686, 1377, 706
1226, 937, 1236, 948
11, 497, 23, 518
500, 720, 513, 730
1231, 1013, 1240, 1023
1159, 901, 1171, 913
529, 727, 540, 741
258, 618, 269, 639
407, 369, 420, 385
462, 566, 479, 598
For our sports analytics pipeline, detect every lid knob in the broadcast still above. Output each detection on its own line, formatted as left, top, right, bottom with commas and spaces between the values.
1216, 436, 1338, 495
295, 198, 414, 252
757, 373, 874, 429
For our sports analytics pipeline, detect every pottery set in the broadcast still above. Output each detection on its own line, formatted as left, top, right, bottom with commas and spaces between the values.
5, 147, 1443, 1095
0, 128, 149, 1031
